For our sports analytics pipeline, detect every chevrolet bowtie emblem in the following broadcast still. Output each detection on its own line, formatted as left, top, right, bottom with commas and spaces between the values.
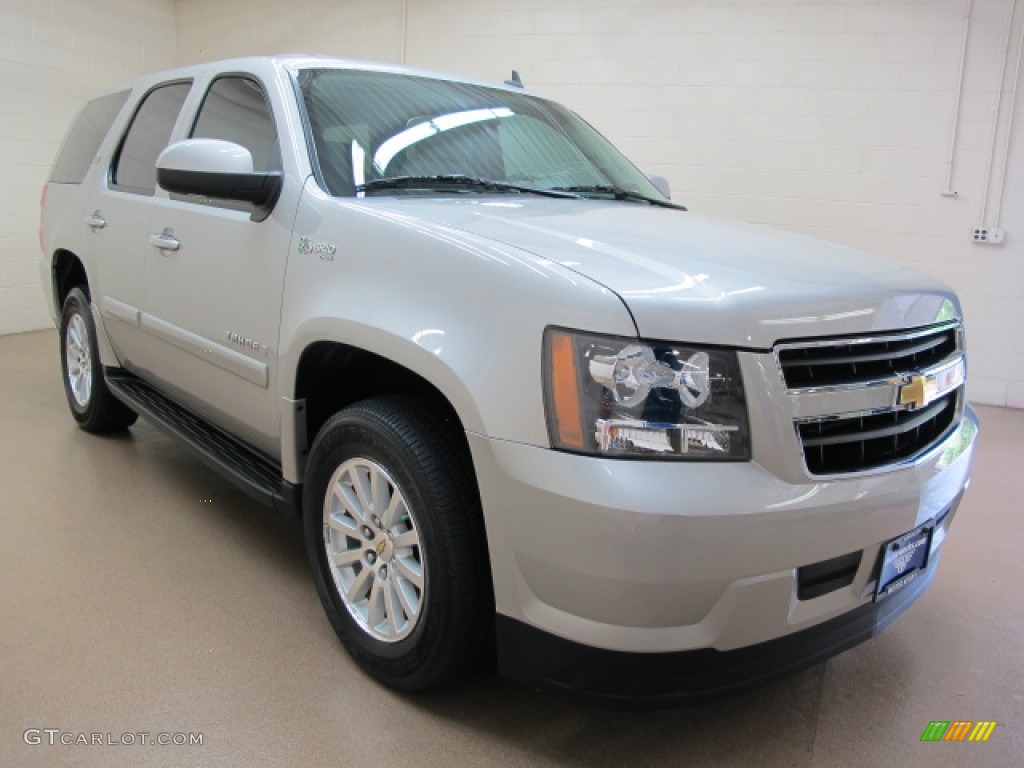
899, 374, 931, 409
896, 358, 966, 410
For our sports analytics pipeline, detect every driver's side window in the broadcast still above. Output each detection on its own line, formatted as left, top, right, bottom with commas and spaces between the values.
183, 76, 280, 211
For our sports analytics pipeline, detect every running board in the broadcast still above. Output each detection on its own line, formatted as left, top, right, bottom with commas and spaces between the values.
105, 371, 300, 519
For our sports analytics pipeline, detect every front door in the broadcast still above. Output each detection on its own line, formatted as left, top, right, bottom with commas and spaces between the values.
140, 76, 294, 456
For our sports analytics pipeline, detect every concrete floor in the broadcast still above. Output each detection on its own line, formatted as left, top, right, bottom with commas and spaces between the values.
1, 328, 1022, 768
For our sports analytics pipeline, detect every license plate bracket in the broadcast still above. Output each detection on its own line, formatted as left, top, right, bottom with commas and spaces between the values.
875, 521, 934, 601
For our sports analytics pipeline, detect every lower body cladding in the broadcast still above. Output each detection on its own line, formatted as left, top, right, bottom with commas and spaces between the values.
468, 406, 978, 705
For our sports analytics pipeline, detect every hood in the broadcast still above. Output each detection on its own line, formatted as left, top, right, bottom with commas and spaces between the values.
366, 197, 958, 348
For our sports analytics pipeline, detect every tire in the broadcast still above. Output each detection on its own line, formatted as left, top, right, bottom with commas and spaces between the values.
59, 287, 137, 433
303, 396, 492, 691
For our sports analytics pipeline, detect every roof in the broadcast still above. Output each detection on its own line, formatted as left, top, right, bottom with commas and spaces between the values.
96, 54, 531, 98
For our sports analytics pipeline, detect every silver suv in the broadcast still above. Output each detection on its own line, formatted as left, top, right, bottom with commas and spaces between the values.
40, 56, 978, 704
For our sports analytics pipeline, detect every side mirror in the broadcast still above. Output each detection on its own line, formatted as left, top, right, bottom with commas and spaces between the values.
156, 139, 282, 221
648, 174, 671, 200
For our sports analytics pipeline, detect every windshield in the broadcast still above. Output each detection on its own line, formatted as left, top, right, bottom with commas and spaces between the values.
295, 68, 666, 200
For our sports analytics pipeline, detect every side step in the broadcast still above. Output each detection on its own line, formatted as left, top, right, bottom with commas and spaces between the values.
105, 371, 300, 519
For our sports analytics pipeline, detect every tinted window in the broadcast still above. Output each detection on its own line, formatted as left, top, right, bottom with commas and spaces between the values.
50, 90, 130, 184
112, 82, 191, 194
191, 77, 280, 172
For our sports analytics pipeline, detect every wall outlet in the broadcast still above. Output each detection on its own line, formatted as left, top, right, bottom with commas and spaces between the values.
972, 227, 1005, 244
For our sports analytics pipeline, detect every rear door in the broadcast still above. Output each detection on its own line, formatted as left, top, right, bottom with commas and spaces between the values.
88, 81, 192, 366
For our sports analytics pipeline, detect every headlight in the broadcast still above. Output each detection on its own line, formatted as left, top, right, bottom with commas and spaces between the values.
543, 328, 750, 460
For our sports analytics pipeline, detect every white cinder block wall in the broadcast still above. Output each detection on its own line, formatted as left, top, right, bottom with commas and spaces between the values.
176, 0, 1023, 409
0, 0, 176, 334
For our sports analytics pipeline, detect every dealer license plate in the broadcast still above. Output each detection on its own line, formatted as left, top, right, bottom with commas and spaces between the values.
875, 522, 934, 601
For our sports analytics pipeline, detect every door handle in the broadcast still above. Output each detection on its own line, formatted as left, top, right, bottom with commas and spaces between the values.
149, 231, 181, 253
84, 212, 106, 230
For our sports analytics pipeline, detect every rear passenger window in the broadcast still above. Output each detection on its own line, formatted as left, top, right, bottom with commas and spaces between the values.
191, 77, 280, 172
112, 82, 191, 195
50, 90, 131, 184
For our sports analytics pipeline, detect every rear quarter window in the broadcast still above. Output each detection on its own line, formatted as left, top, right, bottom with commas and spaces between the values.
49, 90, 131, 184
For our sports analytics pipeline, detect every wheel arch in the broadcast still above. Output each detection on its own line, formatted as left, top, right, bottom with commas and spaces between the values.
293, 339, 478, 447
52, 248, 89, 312
290, 338, 493, 584
51, 249, 121, 368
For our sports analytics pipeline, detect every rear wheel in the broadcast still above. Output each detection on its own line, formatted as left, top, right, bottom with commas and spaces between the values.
59, 287, 137, 432
304, 396, 492, 691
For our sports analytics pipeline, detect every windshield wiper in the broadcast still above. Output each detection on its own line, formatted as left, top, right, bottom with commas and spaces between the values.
551, 185, 685, 210
356, 175, 580, 199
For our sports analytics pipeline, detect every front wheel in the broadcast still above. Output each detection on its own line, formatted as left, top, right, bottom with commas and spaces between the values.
59, 287, 137, 432
303, 397, 492, 691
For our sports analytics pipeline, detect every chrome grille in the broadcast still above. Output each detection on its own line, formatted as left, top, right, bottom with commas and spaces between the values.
777, 323, 963, 476
778, 326, 957, 389
798, 394, 956, 475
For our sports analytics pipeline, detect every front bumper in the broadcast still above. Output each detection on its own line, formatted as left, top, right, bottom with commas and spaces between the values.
495, 562, 934, 705
468, 406, 978, 701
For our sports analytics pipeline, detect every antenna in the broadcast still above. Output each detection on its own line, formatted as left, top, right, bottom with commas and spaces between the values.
504, 70, 524, 88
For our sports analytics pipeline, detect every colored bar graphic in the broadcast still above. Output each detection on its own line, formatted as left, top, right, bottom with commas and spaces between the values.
944, 721, 973, 741
968, 722, 997, 742
920, 720, 997, 743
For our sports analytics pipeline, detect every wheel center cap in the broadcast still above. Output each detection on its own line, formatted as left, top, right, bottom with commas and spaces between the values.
376, 538, 393, 563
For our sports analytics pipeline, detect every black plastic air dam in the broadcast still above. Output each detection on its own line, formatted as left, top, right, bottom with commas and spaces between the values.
495, 562, 935, 708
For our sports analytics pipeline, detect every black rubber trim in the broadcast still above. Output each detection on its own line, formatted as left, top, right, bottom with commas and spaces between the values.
156, 168, 282, 221
105, 370, 299, 519
496, 563, 935, 708
797, 550, 862, 601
